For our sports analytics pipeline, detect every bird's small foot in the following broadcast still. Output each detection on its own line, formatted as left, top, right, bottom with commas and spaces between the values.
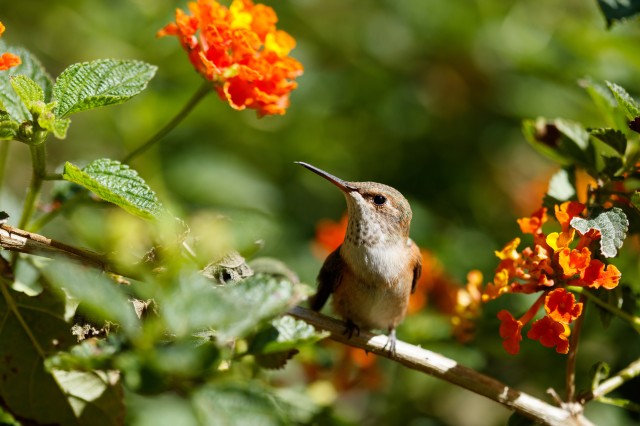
384, 328, 397, 355
343, 319, 361, 339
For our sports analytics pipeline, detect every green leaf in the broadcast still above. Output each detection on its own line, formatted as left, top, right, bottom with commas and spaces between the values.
607, 81, 640, 120
192, 383, 288, 426
580, 78, 621, 129
597, 0, 640, 26
0, 285, 78, 424
522, 118, 591, 166
52, 370, 125, 426
10, 74, 44, 111
0, 406, 21, 426
43, 261, 140, 337
37, 102, 70, 139
590, 128, 627, 156
53, 59, 157, 117
570, 207, 629, 257
0, 41, 54, 122
250, 316, 329, 355
0, 112, 18, 140
63, 159, 163, 220
162, 273, 311, 341
547, 168, 575, 201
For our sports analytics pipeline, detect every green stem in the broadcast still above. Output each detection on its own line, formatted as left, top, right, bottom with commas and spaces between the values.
17, 143, 47, 231
568, 286, 640, 333
121, 81, 212, 164
579, 358, 640, 404
0, 140, 9, 197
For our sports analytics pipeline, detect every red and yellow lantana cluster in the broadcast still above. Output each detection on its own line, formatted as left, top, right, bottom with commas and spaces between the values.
158, 0, 303, 116
0, 22, 21, 71
485, 201, 621, 355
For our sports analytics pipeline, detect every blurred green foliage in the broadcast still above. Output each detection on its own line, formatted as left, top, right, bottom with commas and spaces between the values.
1, 0, 640, 425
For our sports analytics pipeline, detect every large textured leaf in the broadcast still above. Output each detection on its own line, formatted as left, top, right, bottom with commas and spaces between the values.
43, 261, 140, 337
570, 208, 629, 257
597, 0, 640, 26
0, 285, 78, 424
250, 316, 329, 355
0, 40, 53, 122
162, 273, 311, 341
606, 81, 640, 120
10, 75, 44, 110
590, 128, 627, 156
52, 370, 124, 426
63, 159, 163, 220
53, 59, 157, 117
192, 383, 287, 426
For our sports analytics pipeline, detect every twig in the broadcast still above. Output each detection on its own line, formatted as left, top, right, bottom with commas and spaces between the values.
0, 223, 111, 272
578, 357, 640, 404
288, 305, 595, 426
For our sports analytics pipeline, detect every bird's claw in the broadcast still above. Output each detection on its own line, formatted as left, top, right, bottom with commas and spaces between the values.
343, 319, 361, 339
384, 328, 397, 355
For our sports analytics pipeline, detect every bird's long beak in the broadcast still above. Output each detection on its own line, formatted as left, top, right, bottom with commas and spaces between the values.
295, 162, 358, 192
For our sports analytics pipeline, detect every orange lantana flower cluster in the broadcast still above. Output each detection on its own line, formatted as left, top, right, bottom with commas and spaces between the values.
0, 22, 21, 71
485, 201, 621, 355
158, 0, 303, 116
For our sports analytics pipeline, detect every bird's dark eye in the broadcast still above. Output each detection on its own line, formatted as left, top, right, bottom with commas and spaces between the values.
373, 194, 387, 205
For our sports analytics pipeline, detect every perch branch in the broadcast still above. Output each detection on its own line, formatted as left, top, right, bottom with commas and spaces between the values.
288, 305, 594, 426
0, 223, 115, 273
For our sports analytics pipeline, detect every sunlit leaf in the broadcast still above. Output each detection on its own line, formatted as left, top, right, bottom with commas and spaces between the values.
547, 168, 575, 202
63, 159, 164, 220
570, 207, 628, 257
53, 59, 157, 117
9, 75, 44, 111
607, 81, 640, 120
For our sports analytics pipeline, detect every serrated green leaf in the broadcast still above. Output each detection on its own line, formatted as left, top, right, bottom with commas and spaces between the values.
0, 40, 53, 122
0, 285, 78, 424
53, 59, 157, 117
580, 78, 621, 129
590, 128, 627, 155
570, 207, 629, 257
597, 0, 640, 26
10, 74, 44, 112
547, 168, 575, 201
250, 316, 329, 355
0, 112, 18, 140
43, 261, 140, 337
162, 273, 310, 341
63, 159, 163, 220
607, 81, 640, 120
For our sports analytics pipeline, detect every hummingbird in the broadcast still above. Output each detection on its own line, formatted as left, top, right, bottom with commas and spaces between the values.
296, 162, 422, 354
